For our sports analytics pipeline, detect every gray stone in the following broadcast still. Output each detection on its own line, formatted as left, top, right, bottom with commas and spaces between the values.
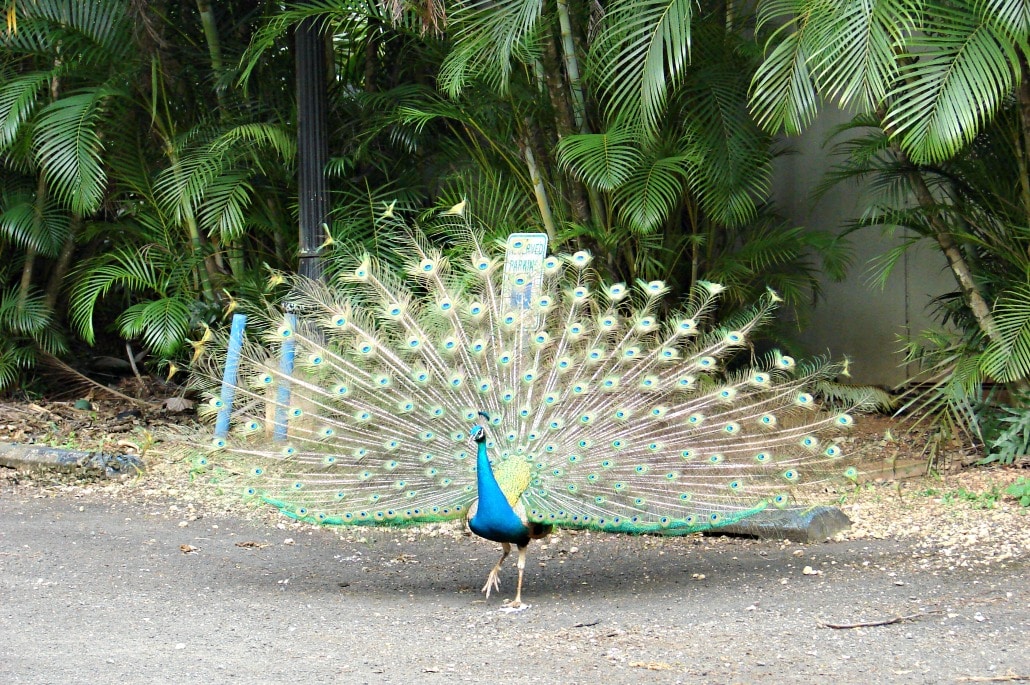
0, 442, 143, 478
712, 505, 852, 543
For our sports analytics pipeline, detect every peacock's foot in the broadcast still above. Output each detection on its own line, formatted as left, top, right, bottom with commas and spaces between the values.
481, 567, 502, 599
499, 599, 529, 613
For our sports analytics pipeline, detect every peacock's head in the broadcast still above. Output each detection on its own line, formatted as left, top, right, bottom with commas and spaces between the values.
470, 411, 489, 444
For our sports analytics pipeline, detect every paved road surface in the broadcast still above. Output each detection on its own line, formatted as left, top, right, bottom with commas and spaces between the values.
1, 484, 1027, 684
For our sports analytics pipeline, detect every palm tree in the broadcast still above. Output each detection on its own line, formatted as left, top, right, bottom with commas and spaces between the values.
748, 0, 1030, 430
0, 0, 299, 381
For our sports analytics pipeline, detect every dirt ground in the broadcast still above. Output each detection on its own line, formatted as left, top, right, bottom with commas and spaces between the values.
0, 397, 1028, 684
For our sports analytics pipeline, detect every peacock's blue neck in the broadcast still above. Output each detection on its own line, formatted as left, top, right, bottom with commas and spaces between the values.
468, 438, 531, 545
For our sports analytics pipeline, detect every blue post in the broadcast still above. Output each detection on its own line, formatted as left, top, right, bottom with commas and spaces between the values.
214, 313, 248, 438
273, 313, 298, 441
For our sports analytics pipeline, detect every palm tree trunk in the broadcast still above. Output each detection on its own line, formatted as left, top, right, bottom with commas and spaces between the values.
521, 120, 556, 241
1016, 54, 1030, 225
541, 38, 590, 226
18, 174, 48, 308
893, 144, 1030, 397
555, 0, 587, 133
196, 0, 246, 279
196, 0, 229, 113
553, 0, 606, 228
44, 213, 83, 313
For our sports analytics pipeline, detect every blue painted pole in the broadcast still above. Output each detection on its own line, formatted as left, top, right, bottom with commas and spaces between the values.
214, 314, 248, 438
273, 313, 298, 441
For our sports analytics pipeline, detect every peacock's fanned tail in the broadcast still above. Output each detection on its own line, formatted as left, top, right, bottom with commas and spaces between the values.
191, 231, 868, 535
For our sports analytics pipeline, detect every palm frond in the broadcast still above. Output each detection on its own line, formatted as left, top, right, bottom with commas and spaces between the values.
680, 38, 772, 226
555, 126, 644, 191
807, 0, 917, 112
885, 8, 1020, 163
974, 0, 1030, 39
31, 87, 111, 214
0, 70, 53, 149
612, 153, 689, 233
592, 0, 695, 134
981, 284, 1030, 382
0, 191, 71, 256
116, 296, 193, 357
750, 0, 820, 135
439, 0, 545, 97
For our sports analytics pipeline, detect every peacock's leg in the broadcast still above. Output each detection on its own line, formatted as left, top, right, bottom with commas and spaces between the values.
482, 542, 511, 599
511, 543, 529, 607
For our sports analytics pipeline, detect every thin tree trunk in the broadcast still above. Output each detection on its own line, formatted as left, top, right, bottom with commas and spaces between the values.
44, 213, 83, 313
554, 0, 606, 228
1016, 54, 1030, 225
196, 0, 229, 113
196, 0, 246, 279
522, 120, 557, 242
541, 38, 590, 226
18, 174, 49, 308
893, 144, 1030, 396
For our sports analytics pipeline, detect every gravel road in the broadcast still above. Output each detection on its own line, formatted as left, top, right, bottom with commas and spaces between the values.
1, 478, 1027, 684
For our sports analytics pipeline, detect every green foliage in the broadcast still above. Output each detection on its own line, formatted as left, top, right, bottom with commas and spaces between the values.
980, 401, 1030, 466
69, 242, 210, 358
1005, 477, 1030, 507
0, 283, 66, 390
917, 485, 1002, 510
0, 0, 867, 392
751, 0, 1027, 164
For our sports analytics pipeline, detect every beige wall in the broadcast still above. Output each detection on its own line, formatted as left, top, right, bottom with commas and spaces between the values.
771, 108, 955, 387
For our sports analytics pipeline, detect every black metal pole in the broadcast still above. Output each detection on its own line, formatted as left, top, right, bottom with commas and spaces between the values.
295, 16, 329, 281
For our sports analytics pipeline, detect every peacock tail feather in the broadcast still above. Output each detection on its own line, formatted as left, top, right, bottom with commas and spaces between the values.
190, 229, 870, 536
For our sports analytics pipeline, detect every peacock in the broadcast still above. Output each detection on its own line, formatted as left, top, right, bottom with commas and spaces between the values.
190, 228, 868, 609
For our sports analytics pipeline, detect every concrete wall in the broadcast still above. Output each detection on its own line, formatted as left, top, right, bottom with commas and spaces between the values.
771, 108, 955, 387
